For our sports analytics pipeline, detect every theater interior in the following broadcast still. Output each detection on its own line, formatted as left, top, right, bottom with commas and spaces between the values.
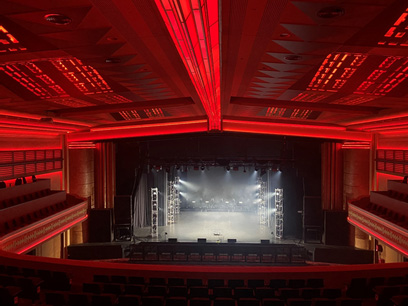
0, 0, 408, 305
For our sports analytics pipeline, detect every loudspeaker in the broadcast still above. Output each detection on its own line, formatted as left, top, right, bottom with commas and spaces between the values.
197, 238, 206, 243
89, 208, 113, 243
227, 239, 237, 243
168, 238, 177, 243
303, 196, 323, 242
323, 211, 349, 246
312, 246, 373, 264
114, 195, 132, 225
260, 239, 270, 244
67, 244, 123, 260
303, 196, 322, 226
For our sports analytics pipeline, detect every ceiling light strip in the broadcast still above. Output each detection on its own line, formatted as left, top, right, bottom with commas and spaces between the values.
155, 0, 221, 130
223, 119, 371, 141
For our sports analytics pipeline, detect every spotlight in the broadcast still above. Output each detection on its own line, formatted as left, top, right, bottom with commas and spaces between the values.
254, 166, 259, 172
44, 13, 72, 25
176, 165, 180, 170
200, 165, 205, 171
243, 167, 247, 173
226, 166, 230, 171
317, 6, 345, 18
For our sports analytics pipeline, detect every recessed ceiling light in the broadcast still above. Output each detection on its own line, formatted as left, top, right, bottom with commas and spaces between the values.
44, 14, 72, 25
284, 55, 302, 61
105, 58, 121, 63
317, 7, 345, 18
280, 33, 291, 38
107, 37, 118, 42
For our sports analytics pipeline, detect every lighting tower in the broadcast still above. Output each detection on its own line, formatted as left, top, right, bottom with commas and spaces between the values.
275, 188, 284, 239
151, 188, 159, 237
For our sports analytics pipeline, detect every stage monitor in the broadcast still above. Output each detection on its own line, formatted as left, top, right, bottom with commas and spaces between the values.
197, 238, 206, 243
261, 239, 270, 244
227, 239, 237, 243
168, 238, 178, 243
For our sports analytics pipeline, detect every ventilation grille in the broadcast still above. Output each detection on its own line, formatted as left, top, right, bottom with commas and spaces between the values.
0, 149, 62, 180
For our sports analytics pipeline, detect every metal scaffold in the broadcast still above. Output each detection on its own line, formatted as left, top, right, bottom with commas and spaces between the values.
257, 178, 267, 225
275, 188, 284, 239
167, 176, 181, 225
151, 188, 158, 237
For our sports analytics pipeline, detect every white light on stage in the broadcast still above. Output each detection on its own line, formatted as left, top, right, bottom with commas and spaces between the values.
205, 201, 209, 203
239, 201, 243, 204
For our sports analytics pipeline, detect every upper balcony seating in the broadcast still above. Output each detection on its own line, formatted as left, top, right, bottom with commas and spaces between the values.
0, 179, 86, 238
350, 180, 408, 230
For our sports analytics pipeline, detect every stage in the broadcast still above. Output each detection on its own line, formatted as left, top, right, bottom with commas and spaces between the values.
134, 210, 277, 244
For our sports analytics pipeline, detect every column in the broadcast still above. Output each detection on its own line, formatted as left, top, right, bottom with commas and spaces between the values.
68, 148, 95, 244
343, 148, 370, 248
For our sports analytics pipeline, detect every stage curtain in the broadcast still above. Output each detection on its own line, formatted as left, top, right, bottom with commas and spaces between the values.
133, 173, 149, 228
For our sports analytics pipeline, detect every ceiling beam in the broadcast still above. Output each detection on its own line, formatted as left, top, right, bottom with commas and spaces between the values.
50, 97, 194, 117
230, 97, 382, 114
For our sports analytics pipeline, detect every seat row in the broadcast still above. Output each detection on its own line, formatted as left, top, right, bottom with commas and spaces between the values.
0, 188, 51, 209
365, 202, 408, 229
387, 190, 408, 202
92, 275, 325, 289
0, 266, 71, 291
43, 291, 363, 306
82, 283, 344, 300
0, 200, 69, 236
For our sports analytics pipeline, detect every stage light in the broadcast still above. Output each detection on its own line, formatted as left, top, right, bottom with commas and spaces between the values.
226, 166, 230, 171
201, 165, 205, 171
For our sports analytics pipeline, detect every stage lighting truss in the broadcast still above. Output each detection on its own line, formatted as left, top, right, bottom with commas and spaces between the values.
257, 178, 267, 225
151, 188, 159, 237
275, 188, 284, 239
167, 178, 181, 225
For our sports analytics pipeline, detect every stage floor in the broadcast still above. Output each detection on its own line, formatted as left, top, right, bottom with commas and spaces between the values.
134, 210, 280, 243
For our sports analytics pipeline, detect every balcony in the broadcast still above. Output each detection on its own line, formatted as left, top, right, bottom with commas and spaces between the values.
0, 179, 88, 254
348, 180, 408, 256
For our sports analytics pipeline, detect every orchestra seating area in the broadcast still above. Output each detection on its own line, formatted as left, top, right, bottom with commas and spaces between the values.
1, 249, 408, 306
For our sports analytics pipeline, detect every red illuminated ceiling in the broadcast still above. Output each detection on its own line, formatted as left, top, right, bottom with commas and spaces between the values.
0, 0, 408, 140
155, 0, 221, 130
0, 25, 26, 53
308, 53, 367, 93
378, 7, 408, 47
